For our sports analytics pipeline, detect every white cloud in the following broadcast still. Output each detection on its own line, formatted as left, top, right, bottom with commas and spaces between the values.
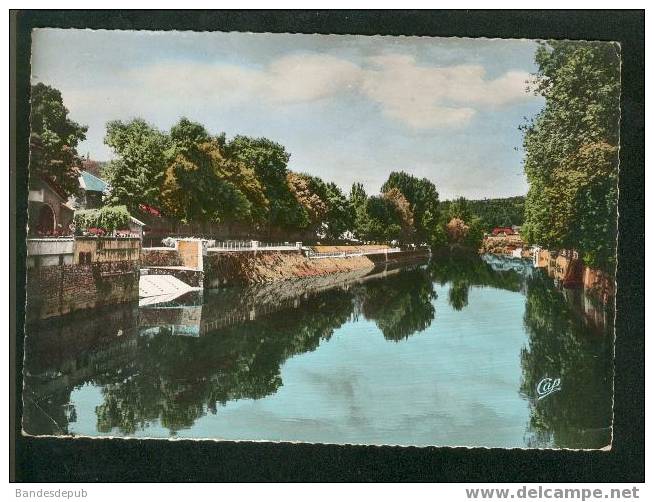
359, 54, 532, 128
122, 53, 361, 107
55, 51, 534, 133
264, 54, 361, 102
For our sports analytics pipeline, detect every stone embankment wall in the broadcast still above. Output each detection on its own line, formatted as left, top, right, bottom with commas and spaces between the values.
141, 247, 183, 267
534, 249, 614, 304
204, 250, 376, 287
366, 249, 431, 265
74, 237, 140, 263
203, 248, 431, 287
26, 237, 141, 321
26, 260, 139, 321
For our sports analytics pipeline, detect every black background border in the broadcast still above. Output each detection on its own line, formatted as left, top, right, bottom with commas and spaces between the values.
10, 9, 645, 483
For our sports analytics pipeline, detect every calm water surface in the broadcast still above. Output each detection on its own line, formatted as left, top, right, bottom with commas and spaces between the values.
23, 255, 613, 448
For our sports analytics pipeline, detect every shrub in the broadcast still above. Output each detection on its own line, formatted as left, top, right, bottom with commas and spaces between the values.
74, 205, 131, 233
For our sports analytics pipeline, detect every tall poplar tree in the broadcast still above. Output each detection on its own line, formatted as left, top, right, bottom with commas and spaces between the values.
521, 41, 620, 271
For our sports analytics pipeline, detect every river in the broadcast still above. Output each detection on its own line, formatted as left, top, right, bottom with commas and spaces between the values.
22, 255, 614, 449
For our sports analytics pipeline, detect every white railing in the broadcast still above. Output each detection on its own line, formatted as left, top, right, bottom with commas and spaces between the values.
306, 247, 403, 259
211, 240, 253, 250
308, 251, 360, 259
208, 240, 302, 252
364, 247, 401, 255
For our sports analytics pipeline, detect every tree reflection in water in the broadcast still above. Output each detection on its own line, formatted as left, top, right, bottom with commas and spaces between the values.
429, 253, 523, 311
22, 256, 614, 447
520, 273, 613, 449
354, 266, 436, 341
96, 288, 355, 435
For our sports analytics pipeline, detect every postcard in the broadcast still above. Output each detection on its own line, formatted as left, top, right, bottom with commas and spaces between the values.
22, 29, 619, 450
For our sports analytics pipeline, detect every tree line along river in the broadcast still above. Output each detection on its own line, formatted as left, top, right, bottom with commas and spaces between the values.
22, 254, 613, 449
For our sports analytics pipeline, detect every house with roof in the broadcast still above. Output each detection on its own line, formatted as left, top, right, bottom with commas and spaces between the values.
74, 170, 109, 210
27, 178, 75, 236
28, 170, 145, 238
491, 227, 515, 237
28, 170, 108, 237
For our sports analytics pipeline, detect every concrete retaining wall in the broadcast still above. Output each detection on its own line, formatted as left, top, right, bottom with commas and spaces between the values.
141, 247, 182, 267
74, 237, 140, 264
366, 249, 431, 265
26, 261, 140, 321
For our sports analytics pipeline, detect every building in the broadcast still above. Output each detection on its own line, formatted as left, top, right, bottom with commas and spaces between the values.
27, 178, 75, 236
491, 227, 515, 236
74, 170, 109, 209
27, 169, 109, 236
127, 216, 146, 240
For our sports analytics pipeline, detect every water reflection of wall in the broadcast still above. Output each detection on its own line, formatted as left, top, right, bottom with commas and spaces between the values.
23, 262, 438, 436
429, 254, 613, 449
22, 255, 613, 445
22, 303, 140, 435
138, 262, 431, 337
520, 272, 613, 449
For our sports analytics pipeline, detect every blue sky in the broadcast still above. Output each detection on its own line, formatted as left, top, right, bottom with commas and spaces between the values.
31, 29, 544, 200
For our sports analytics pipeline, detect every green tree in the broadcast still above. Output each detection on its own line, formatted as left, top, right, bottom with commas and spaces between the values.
349, 182, 367, 210
464, 216, 485, 250
224, 136, 309, 231
349, 182, 368, 239
381, 171, 440, 245
161, 139, 252, 224
521, 41, 620, 271
356, 195, 402, 243
446, 196, 473, 223
169, 117, 212, 154
286, 172, 328, 227
442, 196, 526, 232
104, 119, 170, 211
351, 186, 417, 244
383, 188, 415, 243
29, 83, 88, 197
323, 182, 355, 239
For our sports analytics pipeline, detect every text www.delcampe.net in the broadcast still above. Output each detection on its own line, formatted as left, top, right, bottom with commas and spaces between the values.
465, 486, 640, 501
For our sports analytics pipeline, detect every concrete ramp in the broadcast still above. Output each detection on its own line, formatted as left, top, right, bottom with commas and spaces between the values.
139, 274, 197, 303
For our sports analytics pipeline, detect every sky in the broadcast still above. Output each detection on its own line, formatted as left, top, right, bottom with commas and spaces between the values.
31, 29, 545, 200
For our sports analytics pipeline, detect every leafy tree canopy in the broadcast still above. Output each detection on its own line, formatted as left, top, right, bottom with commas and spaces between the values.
29, 83, 88, 197
104, 119, 171, 211
381, 171, 440, 242
521, 41, 620, 271
323, 182, 354, 240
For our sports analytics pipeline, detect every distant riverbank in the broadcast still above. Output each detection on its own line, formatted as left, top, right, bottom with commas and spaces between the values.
203, 247, 431, 287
